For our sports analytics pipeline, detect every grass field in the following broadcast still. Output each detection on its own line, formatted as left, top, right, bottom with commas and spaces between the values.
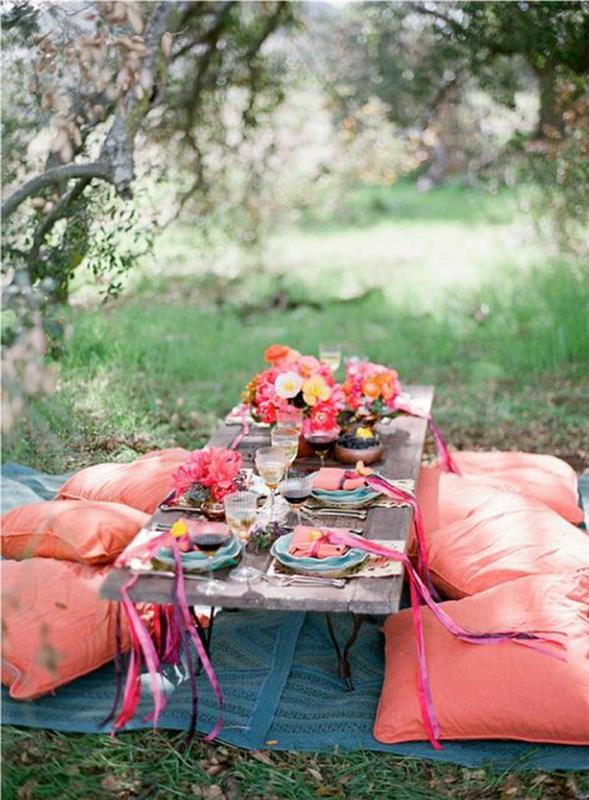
3, 182, 589, 800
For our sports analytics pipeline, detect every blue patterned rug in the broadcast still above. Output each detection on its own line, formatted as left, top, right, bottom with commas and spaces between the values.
2, 463, 589, 771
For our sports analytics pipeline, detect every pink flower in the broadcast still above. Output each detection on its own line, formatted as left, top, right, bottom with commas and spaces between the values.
172, 448, 242, 502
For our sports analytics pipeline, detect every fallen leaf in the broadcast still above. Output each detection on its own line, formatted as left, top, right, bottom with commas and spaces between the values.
17, 781, 37, 800
101, 775, 122, 792
250, 751, 273, 766
308, 768, 323, 781
203, 786, 226, 800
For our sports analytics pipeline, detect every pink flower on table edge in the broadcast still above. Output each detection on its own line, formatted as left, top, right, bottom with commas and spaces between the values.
275, 370, 304, 399
302, 374, 332, 406
172, 447, 242, 501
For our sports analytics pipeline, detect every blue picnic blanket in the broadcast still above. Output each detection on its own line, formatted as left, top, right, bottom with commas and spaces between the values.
2, 463, 589, 771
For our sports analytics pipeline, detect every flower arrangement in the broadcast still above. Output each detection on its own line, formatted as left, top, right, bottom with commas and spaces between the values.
242, 345, 345, 433
343, 360, 400, 419
171, 447, 244, 506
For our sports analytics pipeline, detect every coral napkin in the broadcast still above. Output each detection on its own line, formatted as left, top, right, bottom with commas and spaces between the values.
312, 468, 366, 492
288, 526, 350, 559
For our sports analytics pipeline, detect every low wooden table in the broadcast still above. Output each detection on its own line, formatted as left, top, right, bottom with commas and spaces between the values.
101, 385, 433, 688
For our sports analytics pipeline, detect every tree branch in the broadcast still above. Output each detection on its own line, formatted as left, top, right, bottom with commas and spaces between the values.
27, 176, 91, 274
1, 162, 111, 221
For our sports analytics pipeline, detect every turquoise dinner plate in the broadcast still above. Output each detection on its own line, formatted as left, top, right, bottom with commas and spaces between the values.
155, 537, 243, 572
271, 533, 367, 574
311, 486, 379, 506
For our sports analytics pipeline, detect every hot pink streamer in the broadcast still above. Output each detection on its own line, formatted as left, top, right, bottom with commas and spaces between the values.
112, 533, 224, 739
392, 397, 461, 474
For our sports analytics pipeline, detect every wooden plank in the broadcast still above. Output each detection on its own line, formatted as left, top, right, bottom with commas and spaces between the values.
101, 385, 433, 615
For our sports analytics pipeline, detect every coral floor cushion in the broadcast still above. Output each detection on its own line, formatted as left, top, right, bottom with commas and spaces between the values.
425, 493, 589, 598
1, 559, 150, 700
56, 448, 189, 514
1, 500, 149, 565
442, 450, 583, 526
374, 570, 589, 746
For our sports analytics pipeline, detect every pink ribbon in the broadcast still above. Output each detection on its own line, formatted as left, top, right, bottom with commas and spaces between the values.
230, 407, 250, 450
111, 533, 224, 739
392, 397, 461, 475
312, 528, 566, 749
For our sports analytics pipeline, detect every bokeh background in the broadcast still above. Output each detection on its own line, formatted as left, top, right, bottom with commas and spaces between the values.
2, 1, 588, 469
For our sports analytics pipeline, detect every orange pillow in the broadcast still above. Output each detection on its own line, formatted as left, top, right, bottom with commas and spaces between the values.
56, 448, 189, 514
441, 451, 583, 526
1, 500, 149, 565
424, 494, 589, 598
374, 569, 589, 746
1, 559, 150, 700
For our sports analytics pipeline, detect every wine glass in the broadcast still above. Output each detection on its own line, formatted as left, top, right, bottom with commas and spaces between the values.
304, 429, 339, 467
255, 446, 288, 521
276, 406, 303, 433
193, 527, 233, 596
279, 473, 315, 526
319, 343, 342, 374
224, 491, 260, 583
271, 426, 299, 476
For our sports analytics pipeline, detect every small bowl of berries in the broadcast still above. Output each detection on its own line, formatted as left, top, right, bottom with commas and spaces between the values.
334, 426, 385, 465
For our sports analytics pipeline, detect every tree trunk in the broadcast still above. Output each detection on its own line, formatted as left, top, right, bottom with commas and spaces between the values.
535, 66, 563, 137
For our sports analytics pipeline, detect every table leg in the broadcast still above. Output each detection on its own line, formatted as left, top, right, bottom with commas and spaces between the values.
324, 612, 366, 691
190, 606, 215, 676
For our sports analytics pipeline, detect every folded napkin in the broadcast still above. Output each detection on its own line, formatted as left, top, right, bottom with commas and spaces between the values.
288, 526, 349, 559
313, 467, 366, 492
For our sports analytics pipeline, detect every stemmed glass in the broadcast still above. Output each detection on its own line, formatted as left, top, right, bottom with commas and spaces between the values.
193, 527, 233, 596
319, 343, 342, 374
304, 429, 339, 467
276, 406, 303, 433
255, 446, 288, 522
224, 491, 260, 583
279, 473, 315, 526
271, 426, 299, 477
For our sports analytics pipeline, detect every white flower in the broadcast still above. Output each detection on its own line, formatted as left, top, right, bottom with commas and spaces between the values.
275, 370, 303, 399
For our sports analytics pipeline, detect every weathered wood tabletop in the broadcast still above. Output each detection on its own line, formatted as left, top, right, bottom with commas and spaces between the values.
101, 385, 433, 615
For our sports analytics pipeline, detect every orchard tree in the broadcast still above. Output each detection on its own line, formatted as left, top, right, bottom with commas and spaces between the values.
1, 0, 293, 429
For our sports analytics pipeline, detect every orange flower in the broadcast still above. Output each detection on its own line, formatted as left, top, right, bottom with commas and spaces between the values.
378, 371, 398, 400
362, 376, 381, 399
264, 344, 300, 367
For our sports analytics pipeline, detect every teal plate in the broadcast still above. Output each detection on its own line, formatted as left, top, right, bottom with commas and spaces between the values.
271, 533, 367, 574
311, 487, 379, 506
155, 537, 243, 572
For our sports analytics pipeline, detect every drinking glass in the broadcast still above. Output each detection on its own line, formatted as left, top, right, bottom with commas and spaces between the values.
276, 406, 303, 433
319, 343, 342, 373
304, 429, 339, 467
224, 491, 260, 582
193, 528, 233, 596
279, 473, 315, 525
255, 446, 288, 521
271, 427, 299, 475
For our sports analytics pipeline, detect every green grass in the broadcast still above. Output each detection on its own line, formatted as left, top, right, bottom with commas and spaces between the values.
3, 181, 589, 799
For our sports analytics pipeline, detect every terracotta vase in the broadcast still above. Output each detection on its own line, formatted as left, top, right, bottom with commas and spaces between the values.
297, 433, 314, 459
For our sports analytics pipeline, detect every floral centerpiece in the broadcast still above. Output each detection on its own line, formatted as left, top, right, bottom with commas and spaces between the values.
171, 448, 244, 516
343, 360, 400, 423
242, 345, 345, 434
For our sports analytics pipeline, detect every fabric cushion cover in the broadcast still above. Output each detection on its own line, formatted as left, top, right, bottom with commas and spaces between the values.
1, 558, 151, 700
441, 450, 583, 526
424, 493, 589, 598
56, 448, 189, 514
374, 569, 589, 746
1, 499, 149, 565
